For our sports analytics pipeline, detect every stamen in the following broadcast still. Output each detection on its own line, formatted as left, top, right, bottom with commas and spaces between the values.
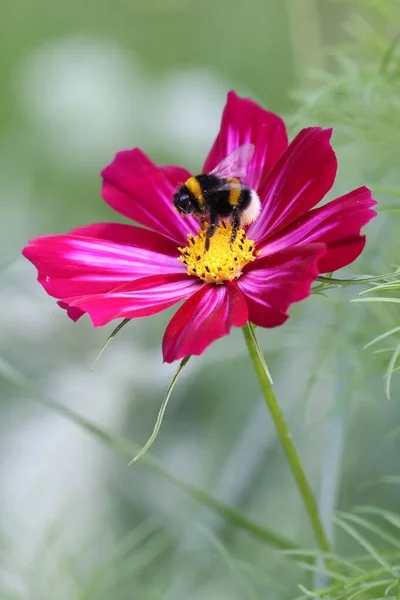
178, 223, 257, 284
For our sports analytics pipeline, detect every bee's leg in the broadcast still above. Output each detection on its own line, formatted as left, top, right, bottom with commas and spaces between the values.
199, 214, 207, 231
204, 211, 219, 253
230, 208, 241, 246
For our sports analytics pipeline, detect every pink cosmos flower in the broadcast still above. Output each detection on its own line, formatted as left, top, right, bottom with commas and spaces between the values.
23, 91, 376, 363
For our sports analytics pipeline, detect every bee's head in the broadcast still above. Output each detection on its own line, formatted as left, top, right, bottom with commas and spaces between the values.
173, 188, 196, 216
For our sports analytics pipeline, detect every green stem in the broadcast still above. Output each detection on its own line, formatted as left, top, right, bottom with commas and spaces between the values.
242, 323, 333, 566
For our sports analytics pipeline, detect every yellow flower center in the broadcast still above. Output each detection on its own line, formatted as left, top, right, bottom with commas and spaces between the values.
178, 222, 257, 284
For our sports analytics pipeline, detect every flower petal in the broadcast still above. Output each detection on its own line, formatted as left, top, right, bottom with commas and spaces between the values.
69, 222, 180, 250
66, 274, 201, 327
257, 186, 377, 273
22, 225, 184, 300
162, 281, 248, 363
202, 91, 288, 192
57, 301, 85, 322
101, 149, 199, 243
249, 128, 337, 241
238, 244, 326, 328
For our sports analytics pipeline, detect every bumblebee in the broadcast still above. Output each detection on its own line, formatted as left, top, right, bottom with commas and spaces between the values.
173, 144, 261, 252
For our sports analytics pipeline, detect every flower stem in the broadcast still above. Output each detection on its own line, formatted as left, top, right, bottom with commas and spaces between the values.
242, 323, 333, 563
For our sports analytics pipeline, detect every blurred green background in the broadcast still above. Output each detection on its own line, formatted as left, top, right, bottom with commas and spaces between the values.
1, 0, 400, 598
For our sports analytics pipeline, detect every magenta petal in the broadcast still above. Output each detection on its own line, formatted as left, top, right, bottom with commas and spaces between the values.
57, 301, 85, 322
162, 281, 248, 363
238, 244, 326, 328
22, 226, 184, 300
202, 91, 288, 193
257, 186, 377, 273
160, 164, 195, 189
71, 222, 136, 242
249, 128, 337, 241
69, 222, 179, 252
101, 149, 199, 244
67, 274, 201, 327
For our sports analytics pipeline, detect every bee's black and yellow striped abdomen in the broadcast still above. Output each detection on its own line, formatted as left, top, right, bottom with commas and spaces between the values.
225, 177, 241, 207
173, 172, 260, 252
181, 174, 251, 217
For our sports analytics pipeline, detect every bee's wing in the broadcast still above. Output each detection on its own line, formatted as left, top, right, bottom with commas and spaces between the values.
203, 182, 243, 196
209, 143, 255, 179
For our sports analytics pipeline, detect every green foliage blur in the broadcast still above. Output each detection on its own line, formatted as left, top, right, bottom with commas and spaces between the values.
1, 0, 400, 598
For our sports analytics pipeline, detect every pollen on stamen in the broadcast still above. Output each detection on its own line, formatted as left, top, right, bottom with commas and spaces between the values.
178, 223, 257, 284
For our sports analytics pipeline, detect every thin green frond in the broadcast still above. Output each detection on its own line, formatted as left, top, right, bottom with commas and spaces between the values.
346, 579, 397, 600
197, 526, 259, 600
374, 187, 400, 199
82, 533, 173, 600
0, 356, 299, 554
317, 273, 400, 287
128, 355, 190, 464
354, 506, 400, 530
310, 568, 394, 599
281, 549, 367, 576
361, 283, 400, 295
338, 511, 400, 552
92, 319, 131, 370
81, 518, 161, 593
333, 516, 398, 577
363, 327, 400, 349
352, 298, 400, 304
384, 343, 400, 399
294, 560, 349, 583
377, 207, 400, 215
358, 477, 400, 490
